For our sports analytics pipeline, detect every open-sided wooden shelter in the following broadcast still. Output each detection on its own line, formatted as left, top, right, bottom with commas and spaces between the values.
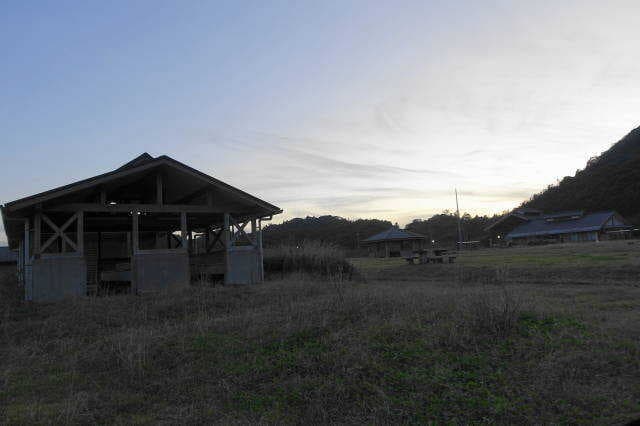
361, 227, 427, 258
1, 153, 282, 301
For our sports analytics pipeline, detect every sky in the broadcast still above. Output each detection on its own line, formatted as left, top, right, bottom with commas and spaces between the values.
2, 0, 640, 244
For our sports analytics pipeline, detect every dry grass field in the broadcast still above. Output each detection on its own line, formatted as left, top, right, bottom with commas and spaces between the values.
1, 240, 640, 424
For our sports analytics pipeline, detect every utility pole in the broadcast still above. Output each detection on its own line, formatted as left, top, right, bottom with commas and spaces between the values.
455, 188, 463, 251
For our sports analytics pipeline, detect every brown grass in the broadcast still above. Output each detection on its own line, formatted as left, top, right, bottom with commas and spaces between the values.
263, 241, 356, 279
1, 243, 640, 424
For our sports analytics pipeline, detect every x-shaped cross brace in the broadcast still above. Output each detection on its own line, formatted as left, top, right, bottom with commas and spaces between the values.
40, 212, 79, 252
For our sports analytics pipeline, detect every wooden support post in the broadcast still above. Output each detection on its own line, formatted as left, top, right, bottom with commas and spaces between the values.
77, 211, 84, 254
132, 212, 139, 254
257, 219, 264, 282
206, 190, 213, 207
251, 219, 257, 246
24, 219, 31, 301
203, 228, 209, 253
156, 173, 163, 206
99, 188, 107, 205
180, 212, 187, 250
34, 212, 41, 257
224, 213, 231, 285
24, 219, 30, 262
17, 239, 24, 287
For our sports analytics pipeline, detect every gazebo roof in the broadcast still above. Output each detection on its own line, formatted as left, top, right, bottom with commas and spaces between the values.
362, 227, 426, 243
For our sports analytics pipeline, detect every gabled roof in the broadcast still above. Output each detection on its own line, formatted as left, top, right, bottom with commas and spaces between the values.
117, 152, 155, 171
484, 212, 528, 232
2, 153, 281, 214
362, 227, 426, 243
542, 210, 584, 220
1, 153, 282, 248
506, 211, 628, 239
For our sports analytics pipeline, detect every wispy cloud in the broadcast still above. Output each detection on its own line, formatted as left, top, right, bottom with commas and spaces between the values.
274, 145, 458, 179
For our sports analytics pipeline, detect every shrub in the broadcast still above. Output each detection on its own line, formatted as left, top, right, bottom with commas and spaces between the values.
263, 241, 356, 279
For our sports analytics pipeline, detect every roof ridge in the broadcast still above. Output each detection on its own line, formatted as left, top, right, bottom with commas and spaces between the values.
117, 153, 155, 171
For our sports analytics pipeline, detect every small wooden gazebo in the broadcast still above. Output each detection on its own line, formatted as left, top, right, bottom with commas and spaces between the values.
361, 227, 427, 258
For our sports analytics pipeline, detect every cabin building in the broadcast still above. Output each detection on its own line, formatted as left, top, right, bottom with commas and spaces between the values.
0, 153, 281, 301
486, 209, 631, 245
361, 227, 427, 257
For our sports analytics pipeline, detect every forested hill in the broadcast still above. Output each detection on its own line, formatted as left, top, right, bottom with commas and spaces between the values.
262, 216, 392, 249
524, 126, 640, 224
262, 213, 498, 249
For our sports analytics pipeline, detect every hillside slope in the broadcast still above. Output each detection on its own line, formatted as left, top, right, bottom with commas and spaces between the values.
524, 126, 640, 224
263, 216, 392, 249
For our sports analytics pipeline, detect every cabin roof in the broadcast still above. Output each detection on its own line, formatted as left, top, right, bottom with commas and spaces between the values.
362, 227, 426, 243
506, 211, 628, 239
542, 210, 584, 220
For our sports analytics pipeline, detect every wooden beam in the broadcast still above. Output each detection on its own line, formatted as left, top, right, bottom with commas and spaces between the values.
34, 212, 41, 256
45, 203, 230, 214
206, 228, 223, 251
23, 219, 30, 300
40, 213, 78, 253
257, 218, 264, 281
77, 211, 84, 254
229, 216, 252, 245
24, 219, 30, 263
132, 212, 139, 253
224, 213, 230, 285
180, 212, 187, 250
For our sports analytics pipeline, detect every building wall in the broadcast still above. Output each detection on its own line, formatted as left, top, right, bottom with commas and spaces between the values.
568, 231, 598, 242
226, 245, 262, 285
510, 231, 599, 245
133, 250, 190, 293
30, 255, 87, 301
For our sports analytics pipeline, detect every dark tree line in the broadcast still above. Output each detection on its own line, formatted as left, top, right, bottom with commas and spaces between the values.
263, 212, 500, 250
262, 216, 392, 249
524, 125, 640, 225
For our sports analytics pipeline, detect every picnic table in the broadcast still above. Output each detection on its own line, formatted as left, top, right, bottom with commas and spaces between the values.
402, 249, 457, 264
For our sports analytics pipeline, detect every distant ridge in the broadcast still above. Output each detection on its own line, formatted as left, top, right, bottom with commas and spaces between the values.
263, 216, 392, 249
523, 126, 640, 224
